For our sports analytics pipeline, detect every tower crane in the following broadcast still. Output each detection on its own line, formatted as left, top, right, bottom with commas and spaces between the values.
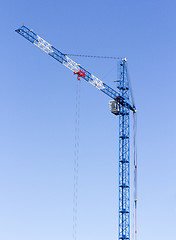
15, 25, 137, 240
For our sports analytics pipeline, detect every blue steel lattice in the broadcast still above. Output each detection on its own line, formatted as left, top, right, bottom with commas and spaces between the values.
15, 26, 136, 240
15, 25, 136, 113
118, 59, 130, 240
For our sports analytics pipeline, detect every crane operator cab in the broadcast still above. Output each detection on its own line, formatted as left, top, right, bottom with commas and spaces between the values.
109, 100, 120, 115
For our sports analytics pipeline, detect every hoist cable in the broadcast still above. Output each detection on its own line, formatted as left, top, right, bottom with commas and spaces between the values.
73, 80, 81, 240
65, 53, 120, 60
127, 61, 137, 240
133, 112, 138, 240
126, 63, 135, 108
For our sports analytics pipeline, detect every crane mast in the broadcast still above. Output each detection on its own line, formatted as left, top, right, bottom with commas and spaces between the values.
118, 59, 130, 240
15, 25, 136, 240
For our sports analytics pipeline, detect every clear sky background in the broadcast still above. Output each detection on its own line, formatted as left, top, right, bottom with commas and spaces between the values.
0, 0, 176, 240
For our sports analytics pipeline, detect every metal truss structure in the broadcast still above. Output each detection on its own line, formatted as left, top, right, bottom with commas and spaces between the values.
15, 26, 135, 113
118, 59, 130, 240
15, 25, 136, 240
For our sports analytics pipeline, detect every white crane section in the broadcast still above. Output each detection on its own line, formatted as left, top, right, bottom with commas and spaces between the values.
63, 56, 105, 90
34, 35, 54, 54
63, 55, 80, 73
33, 34, 105, 91
88, 74, 105, 90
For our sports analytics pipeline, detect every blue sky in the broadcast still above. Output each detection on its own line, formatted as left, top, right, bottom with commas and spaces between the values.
0, 0, 176, 240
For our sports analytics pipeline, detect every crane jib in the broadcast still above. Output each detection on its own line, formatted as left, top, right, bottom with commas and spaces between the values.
15, 25, 136, 113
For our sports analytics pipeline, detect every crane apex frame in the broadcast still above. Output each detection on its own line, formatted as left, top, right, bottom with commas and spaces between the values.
15, 25, 137, 240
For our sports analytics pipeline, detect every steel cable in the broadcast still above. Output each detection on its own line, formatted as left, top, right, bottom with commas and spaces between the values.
133, 112, 137, 240
65, 53, 120, 60
73, 79, 81, 240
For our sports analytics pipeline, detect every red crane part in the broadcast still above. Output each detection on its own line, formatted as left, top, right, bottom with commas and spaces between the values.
74, 70, 85, 81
